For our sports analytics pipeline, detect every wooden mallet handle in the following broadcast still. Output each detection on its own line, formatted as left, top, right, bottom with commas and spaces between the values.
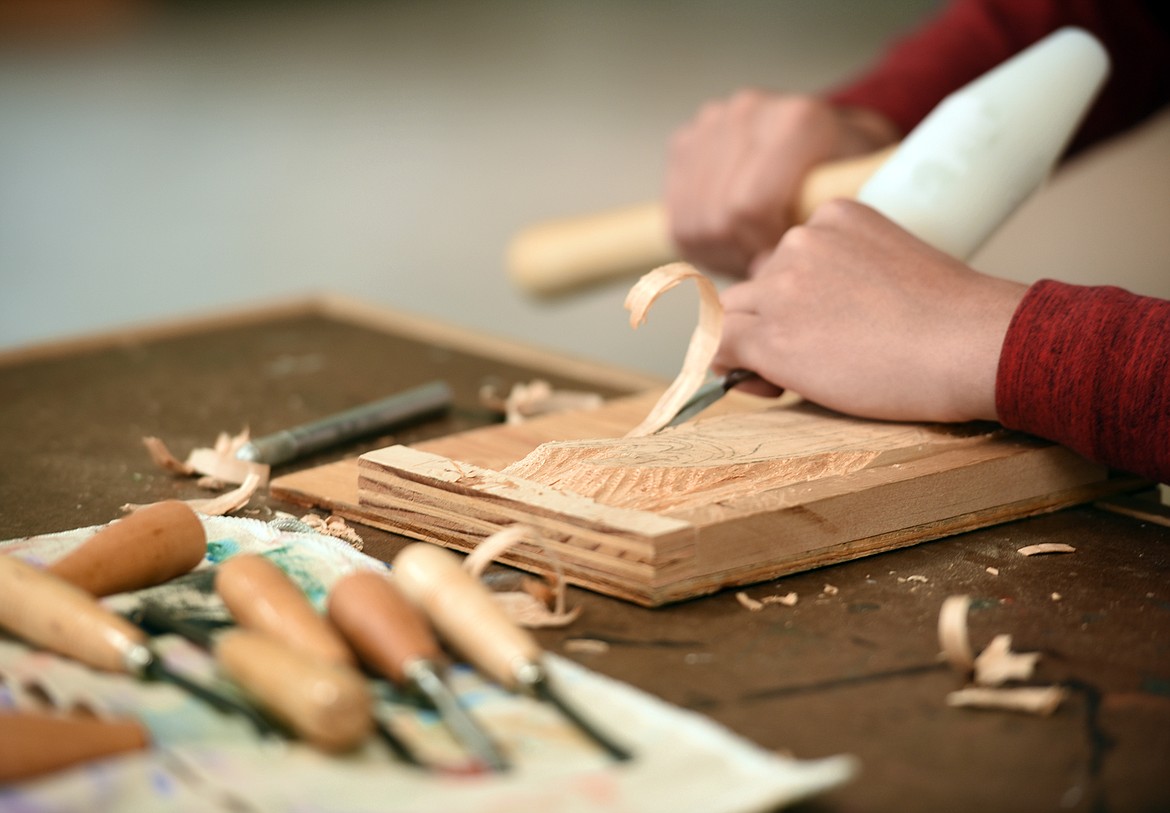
506, 145, 895, 297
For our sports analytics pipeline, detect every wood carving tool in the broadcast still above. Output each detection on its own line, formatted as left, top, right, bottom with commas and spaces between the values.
0, 554, 275, 737
0, 712, 150, 782
328, 569, 510, 772
47, 500, 207, 597
659, 28, 1109, 427
235, 380, 453, 466
662, 369, 758, 430
392, 543, 632, 762
134, 599, 372, 753
507, 147, 895, 297
211, 555, 419, 761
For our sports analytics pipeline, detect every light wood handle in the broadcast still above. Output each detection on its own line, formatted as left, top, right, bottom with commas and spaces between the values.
48, 501, 206, 597
215, 629, 372, 753
327, 570, 440, 685
216, 554, 354, 668
506, 145, 896, 297
0, 555, 147, 673
0, 713, 150, 782
391, 544, 541, 690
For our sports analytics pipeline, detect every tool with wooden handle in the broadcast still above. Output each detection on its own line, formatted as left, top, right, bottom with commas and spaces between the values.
47, 501, 206, 597
216, 554, 354, 668
0, 554, 271, 735
328, 569, 509, 772
392, 543, 631, 762
506, 146, 895, 297
0, 712, 150, 782
135, 597, 373, 754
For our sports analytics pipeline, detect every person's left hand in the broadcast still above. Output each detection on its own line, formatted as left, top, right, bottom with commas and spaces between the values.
715, 199, 1028, 423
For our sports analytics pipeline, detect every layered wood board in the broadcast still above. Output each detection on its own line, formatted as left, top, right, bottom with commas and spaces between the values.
271, 389, 1145, 606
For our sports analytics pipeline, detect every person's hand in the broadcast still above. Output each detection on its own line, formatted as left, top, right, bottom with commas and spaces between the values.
665, 91, 898, 277
715, 199, 1028, 423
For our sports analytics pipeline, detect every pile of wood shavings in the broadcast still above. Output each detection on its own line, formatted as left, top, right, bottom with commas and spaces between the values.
297, 514, 364, 550
463, 525, 581, 628
937, 595, 1066, 715
137, 429, 268, 516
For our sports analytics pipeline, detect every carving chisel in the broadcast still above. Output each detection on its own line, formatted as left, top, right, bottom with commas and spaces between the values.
0, 554, 274, 737
328, 569, 510, 772
135, 598, 372, 753
235, 381, 453, 466
211, 555, 416, 762
392, 543, 632, 762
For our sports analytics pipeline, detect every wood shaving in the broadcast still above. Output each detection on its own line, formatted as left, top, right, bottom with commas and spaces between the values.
298, 514, 365, 551
986, 567, 999, 576
898, 574, 928, 584
622, 263, 723, 437
563, 639, 611, 655
1017, 543, 1075, 556
462, 525, 581, 628
973, 634, 1041, 686
946, 686, 1067, 716
142, 430, 269, 487
479, 379, 604, 425
938, 595, 975, 673
122, 472, 262, 517
737, 591, 797, 610
937, 594, 1062, 715
823, 584, 839, 596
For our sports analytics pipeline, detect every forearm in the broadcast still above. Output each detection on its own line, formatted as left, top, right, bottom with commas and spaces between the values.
996, 280, 1170, 483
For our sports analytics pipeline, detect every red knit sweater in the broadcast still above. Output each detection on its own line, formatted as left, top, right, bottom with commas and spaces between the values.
828, 0, 1170, 482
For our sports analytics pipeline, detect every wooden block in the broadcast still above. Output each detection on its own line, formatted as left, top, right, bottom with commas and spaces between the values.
272, 392, 1145, 606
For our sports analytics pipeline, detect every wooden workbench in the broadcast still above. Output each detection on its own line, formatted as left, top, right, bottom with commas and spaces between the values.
2, 296, 1167, 813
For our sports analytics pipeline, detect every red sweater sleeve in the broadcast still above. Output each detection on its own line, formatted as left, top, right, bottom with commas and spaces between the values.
996, 280, 1170, 483
826, 0, 1170, 156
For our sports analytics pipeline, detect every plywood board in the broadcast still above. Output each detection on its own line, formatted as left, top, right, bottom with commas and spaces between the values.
271, 389, 1145, 606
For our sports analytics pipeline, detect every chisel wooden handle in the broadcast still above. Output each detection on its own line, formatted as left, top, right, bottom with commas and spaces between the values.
392, 544, 541, 690
506, 145, 896, 296
327, 570, 441, 684
215, 629, 372, 752
0, 555, 148, 673
48, 501, 206, 597
216, 554, 354, 667
0, 713, 150, 782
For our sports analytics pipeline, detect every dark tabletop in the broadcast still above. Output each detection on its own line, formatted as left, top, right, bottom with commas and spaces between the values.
2, 304, 1167, 813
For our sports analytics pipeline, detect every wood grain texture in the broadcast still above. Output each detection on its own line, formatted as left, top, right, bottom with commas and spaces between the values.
273, 390, 1146, 606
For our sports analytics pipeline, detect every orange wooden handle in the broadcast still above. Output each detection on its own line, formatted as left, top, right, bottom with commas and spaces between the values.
48, 501, 206, 597
0, 713, 149, 782
328, 570, 440, 685
216, 554, 354, 667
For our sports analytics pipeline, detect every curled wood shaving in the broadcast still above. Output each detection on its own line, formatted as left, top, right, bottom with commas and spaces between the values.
737, 590, 798, 611
298, 514, 365, 551
823, 584, 839, 596
938, 595, 975, 673
463, 525, 581, 628
736, 592, 764, 612
142, 430, 269, 487
623, 263, 723, 437
479, 379, 604, 424
122, 472, 262, 517
946, 686, 1067, 716
1017, 543, 1076, 556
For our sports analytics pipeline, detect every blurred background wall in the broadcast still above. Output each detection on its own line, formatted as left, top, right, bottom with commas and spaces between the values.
1, 0, 1167, 378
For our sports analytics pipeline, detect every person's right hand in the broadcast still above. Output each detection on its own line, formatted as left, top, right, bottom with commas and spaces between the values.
664, 91, 899, 278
